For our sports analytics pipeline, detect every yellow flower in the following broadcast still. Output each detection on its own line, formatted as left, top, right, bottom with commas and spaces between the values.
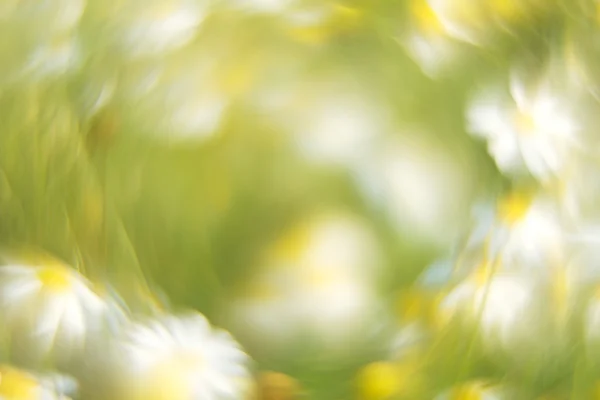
0, 366, 39, 400
411, 0, 445, 34
357, 362, 407, 400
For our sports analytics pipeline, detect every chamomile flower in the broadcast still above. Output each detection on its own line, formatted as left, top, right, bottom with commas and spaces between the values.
426, 0, 488, 45
0, 263, 115, 369
0, 365, 77, 400
231, 213, 382, 350
466, 191, 566, 272
402, 0, 467, 76
111, 312, 252, 400
438, 267, 544, 353
467, 72, 580, 182
356, 361, 418, 400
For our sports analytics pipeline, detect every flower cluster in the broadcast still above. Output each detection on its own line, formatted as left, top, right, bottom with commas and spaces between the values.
4, 0, 600, 399
0, 260, 252, 400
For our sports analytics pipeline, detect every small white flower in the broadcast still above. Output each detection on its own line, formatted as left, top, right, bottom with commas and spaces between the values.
465, 192, 566, 271
438, 268, 543, 352
231, 214, 381, 350
402, 0, 465, 77
111, 313, 252, 400
0, 364, 77, 400
0, 263, 115, 368
118, 0, 207, 58
467, 73, 580, 181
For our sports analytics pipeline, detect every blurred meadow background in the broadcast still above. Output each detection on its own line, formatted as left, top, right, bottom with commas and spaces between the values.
3, 0, 600, 399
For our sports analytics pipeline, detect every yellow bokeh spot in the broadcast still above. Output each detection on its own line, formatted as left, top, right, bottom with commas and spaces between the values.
268, 223, 312, 263
36, 265, 73, 292
592, 381, 600, 399
469, 259, 495, 288
330, 5, 363, 33
288, 25, 331, 45
357, 362, 405, 400
411, 0, 445, 34
497, 191, 532, 224
0, 365, 40, 400
430, 291, 455, 330
219, 61, 258, 98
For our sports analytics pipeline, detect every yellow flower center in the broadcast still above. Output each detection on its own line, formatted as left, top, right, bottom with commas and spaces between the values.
268, 224, 312, 263
356, 362, 404, 400
36, 265, 73, 292
411, 0, 445, 34
497, 192, 532, 225
304, 267, 338, 288
514, 110, 537, 135
0, 366, 40, 400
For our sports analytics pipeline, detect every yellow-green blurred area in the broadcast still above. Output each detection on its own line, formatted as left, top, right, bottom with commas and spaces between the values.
2, 0, 600, 398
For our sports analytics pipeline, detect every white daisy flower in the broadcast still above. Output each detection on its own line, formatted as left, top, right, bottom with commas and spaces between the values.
0, 364, 77, 400
111, 313, 252, 400
467, 72, 580, 182
465, 191, 566, 272
402, 0, 464, 77
438, 267, 544, 353
117, 0, 207, 58
231, 213, 382, 350
0, 263, 117, 369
